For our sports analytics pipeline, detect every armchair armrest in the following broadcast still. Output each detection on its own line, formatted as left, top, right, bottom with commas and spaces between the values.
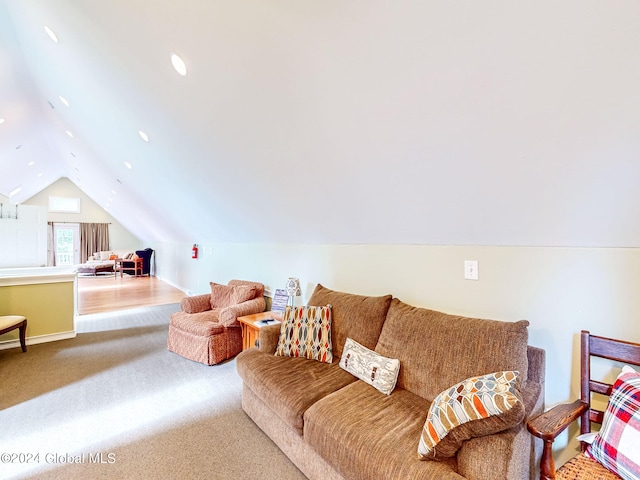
527, 399, 589, 480
218, 297, 267, 326
180, 294, 212, 314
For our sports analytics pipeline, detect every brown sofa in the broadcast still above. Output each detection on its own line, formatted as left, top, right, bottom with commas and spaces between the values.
236, 284, 545, 480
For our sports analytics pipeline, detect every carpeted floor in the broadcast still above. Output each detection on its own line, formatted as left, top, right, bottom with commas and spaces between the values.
0, 304, 306, 480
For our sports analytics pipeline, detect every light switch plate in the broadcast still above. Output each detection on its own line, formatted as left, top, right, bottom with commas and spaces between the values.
464, 260, 479, 280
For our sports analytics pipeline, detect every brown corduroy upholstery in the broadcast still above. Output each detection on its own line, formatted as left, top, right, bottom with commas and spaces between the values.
167, 279, 266, 365
237, 284, 545, 480
236, 349, 356, 435
307, 283, 392, 359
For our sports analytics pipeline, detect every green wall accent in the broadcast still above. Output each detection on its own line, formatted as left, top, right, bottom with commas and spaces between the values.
0, 281, 75, 342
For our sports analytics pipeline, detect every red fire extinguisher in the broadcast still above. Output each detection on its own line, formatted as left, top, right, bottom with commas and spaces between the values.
192, 244, 198, 259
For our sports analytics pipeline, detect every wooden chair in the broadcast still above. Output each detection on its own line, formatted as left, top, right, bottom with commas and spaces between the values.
0, 315, 27, 352
527, 330, 640, 480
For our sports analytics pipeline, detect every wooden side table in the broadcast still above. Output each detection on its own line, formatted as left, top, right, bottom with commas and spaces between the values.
115, 257, 143, 278
237, 311, 282, 351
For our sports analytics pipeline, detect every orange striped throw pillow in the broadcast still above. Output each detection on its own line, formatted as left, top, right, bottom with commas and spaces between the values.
418, 371, 524, 460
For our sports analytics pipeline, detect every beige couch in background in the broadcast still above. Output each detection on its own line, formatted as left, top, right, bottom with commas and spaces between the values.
76, 249, 134, 275
236, 284, 545, 480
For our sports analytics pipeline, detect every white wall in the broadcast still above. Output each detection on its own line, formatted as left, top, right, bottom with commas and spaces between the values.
0, 204, 47, 267
154, 240, 640, 462
5, 1, 640, 246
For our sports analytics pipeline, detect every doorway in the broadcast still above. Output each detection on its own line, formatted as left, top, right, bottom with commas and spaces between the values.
53, 223, 80, 266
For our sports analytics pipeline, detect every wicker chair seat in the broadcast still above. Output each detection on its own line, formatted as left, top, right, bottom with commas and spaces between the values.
556, 454, 620, 480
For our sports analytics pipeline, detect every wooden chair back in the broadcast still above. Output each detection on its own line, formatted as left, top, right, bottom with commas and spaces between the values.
579, 330, 640, 441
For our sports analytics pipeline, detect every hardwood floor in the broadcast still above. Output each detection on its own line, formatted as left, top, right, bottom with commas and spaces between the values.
77, 274, 186, 315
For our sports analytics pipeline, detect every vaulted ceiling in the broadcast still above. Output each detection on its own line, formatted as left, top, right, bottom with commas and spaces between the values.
2, 1, 639, 246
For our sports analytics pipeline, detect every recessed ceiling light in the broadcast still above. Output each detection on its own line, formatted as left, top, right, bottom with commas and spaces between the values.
111, 190, 117, 196
124, 161, 132, 169
66, 130, 74, 138
0, 118, 5, 125
8, 186, 22, 197
44, 25, 59, 43
59, 96, 69, 106
138, 130, 149, 142
171, 54, 187, 76
38, 173, 44, 177
28, 161, 35, 166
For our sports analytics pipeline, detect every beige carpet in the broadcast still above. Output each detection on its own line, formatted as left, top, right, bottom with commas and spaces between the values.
0, 304, 306, 480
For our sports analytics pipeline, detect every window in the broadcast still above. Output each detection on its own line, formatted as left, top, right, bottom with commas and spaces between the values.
49, 196, 80, 213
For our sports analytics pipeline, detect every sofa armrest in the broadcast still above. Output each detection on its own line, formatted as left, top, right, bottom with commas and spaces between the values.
457, 378, 546, 480
258, 324, 282, 353
527, 399, 589, 479
180, 294, 212, 314
218, 297, 266, 326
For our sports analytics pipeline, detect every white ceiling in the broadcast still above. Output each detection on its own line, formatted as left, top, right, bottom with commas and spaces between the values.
2, 1, 640, 246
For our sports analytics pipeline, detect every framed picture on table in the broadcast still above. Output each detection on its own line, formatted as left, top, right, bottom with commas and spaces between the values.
271, 288, 288, 313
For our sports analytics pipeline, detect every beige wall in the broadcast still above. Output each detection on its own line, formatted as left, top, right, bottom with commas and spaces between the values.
23, 177, 143, 251
154, 240, 640, 462
0, 278, 75, 344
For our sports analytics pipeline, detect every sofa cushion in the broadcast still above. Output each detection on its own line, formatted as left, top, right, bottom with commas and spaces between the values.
303, 381, 463, 479
209, 283, 255, 309
418, 371, 525, 460
307, 284, 392, 359
228, 279, 265, 298
375, 299, 530, 401
99, 251, 113, 261
275, 305, 333, 363
232, 285, 256, 304
235, 348, 356, 435
340, 337, 400, 395
210, 283, 234, 308
169, 311, 223, 336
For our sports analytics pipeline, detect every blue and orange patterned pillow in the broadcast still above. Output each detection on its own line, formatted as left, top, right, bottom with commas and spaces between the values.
274, 305, 333, 363
418, 371, 524, 460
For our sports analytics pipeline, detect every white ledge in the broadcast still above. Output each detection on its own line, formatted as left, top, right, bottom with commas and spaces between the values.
0, 267, 77, 286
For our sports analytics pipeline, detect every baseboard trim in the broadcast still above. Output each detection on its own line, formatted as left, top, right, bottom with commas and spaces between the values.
155, 275, 188, 295
0, 330, 76, 351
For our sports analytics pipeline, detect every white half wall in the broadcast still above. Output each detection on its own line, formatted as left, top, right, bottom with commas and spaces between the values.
0, 205, 47, 267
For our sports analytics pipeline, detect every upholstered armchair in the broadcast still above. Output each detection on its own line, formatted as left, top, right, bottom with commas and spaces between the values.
167, 279, 266, 365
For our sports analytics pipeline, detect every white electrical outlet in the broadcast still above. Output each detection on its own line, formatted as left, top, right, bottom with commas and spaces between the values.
464, 260, 479, 280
